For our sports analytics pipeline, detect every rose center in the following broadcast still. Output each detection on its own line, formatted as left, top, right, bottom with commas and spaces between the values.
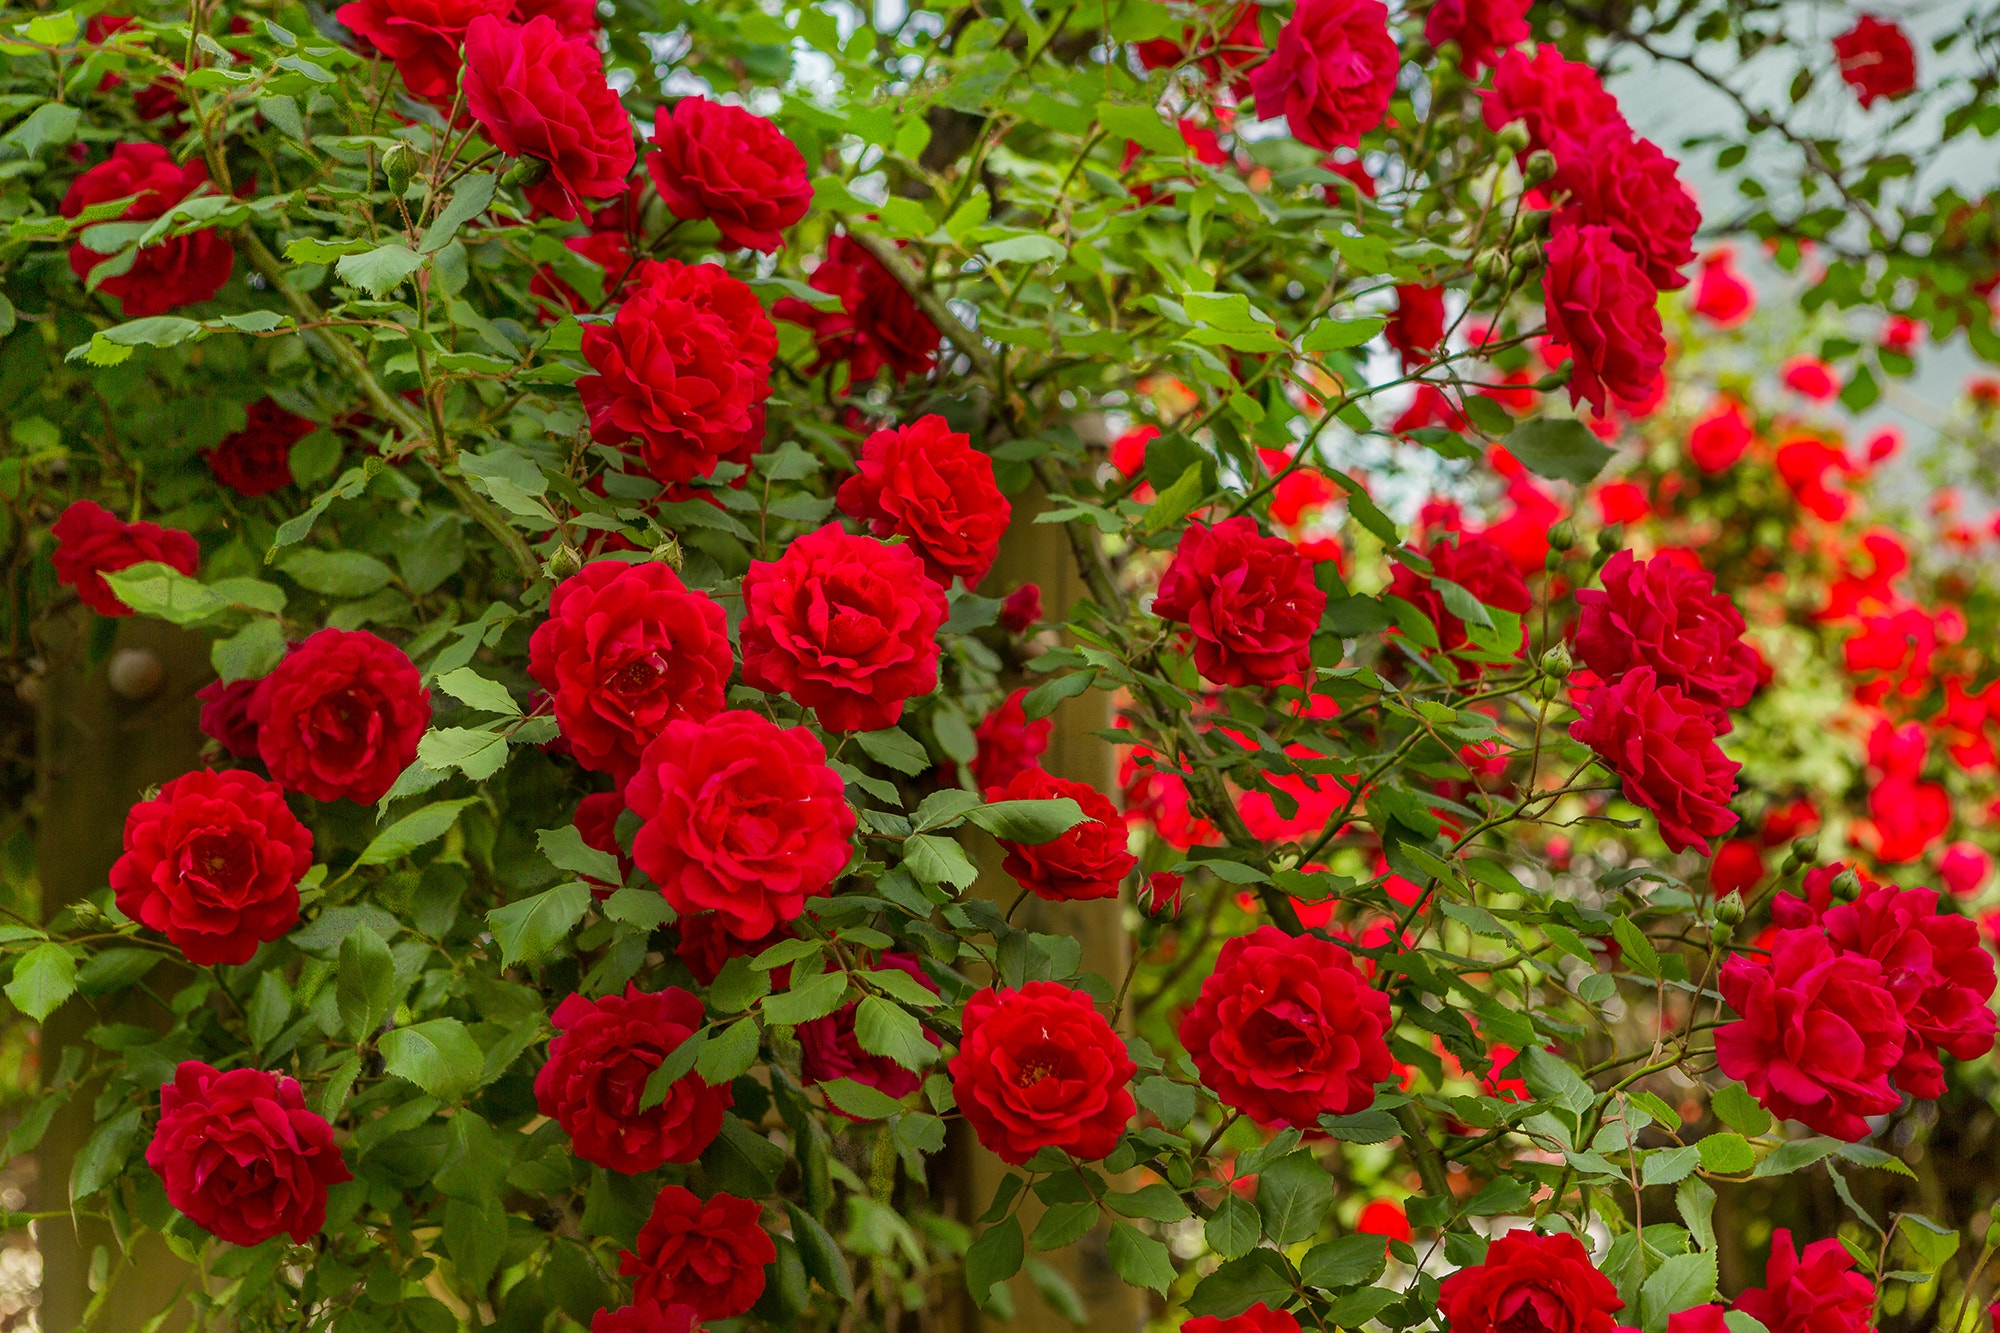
306, 686, 385, 768
180, 829, 256, 898
1244, 999, 1323, 1065
1013, 1041, 1073, 1088
608, 652, 666, 699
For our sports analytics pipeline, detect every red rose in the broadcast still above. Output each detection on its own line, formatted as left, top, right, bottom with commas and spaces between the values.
835, 415, 1011, 588
1000, 583, 1043, 633
50, 499, 200, 617
1386, 533, 1531, 663
61, 143, 233, 316
1185, 1305, 1303, 1333
109, 769, 313, 966
1730, 1230, 1876, 1333
512, 0, 597, 40
1424, 0, 1528, 77
1140, 871, 1186, 920
335, 0, 509, 100
535, 985, 732, 1171
1237, 740, 1352, 844
252, 628, 431, 804
145, 1061, 351, 1246
1833, 15, 1916, 108
970, 688, 1053, 792
646, 97, 811, 253
1136, 4, 1265, 92
591, 1305, 699, 1333
1574, 551, 1758, 729
950, 981, 1137, 1165
1715, 928, 1906, 1140
1820, 883, 1997, 1099
578, 259, 776, 485
1179, 925, 1394, 1128
1942, 841, 1991, 897
198, 675, 266, 760
799, 953, 942, 1112
738, 524, 947, 733
1153, 517, 1327, 688
1437, 1229, 1623, 1333
573, 791, 631, 896
986, 766, 1136, 903
626, 710, 855, 939
673, 913, 792, 986
207, 399, 316, 498
1551, 125, 1700, 291
1385, 284, 1446, 369
1708, 839, 1764, 898
462, 14, 636, 220
774, 234, 941, 383
1862, 775, 1951, 864
1480, 47, 1624, 156
1542, 223, 1667, 419
1249, 0, 1398, 151
1691, 246, 1756, 327
528, 560, 732, 783
1689, 397, 1752, 472
619, 1185, 775, 1321
1570, 666, 1740, 855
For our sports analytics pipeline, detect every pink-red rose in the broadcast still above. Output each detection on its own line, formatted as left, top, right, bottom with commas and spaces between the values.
835, 414, 1011, 588
619, 1186, 774, 1321
335, 0, 510, 100
535, 985, 732, 1171
61, 143, 233, 316
110, 769, 313, 966
198, 675, 265, 760
1248, 0, 1399, 152
1480, 47, 1624, 156
1569, 665, 1740, 855
591, 1305, 699, 1333
1574, 550, 1758, 729
1437, 1229, 1624, 1333
1833, 15, 1917, 108
647, 96, 811, 253
738, 524, 947, 733
1186, 1306, 1303, 1333
1543, 223, 1668, 419
1551, 124, 1701, 291
252, 628, 431, 804
50, 499, 199, 617
970, 688, 1053, 792
950, 981, 1137, 1164
463, 14, 636, 220
1730, 1229, 1876, 1333
986, 766, 1136, 903
1180, 925, 1394, 1128
207, 399, 316, 498
1424, 0, 1528, 77
774, 234, 940, 383
1153, 517, 1328, 688
799, 953, 942, 1112
1386, 532, 1532, 666
625, 710, 855, 939
1385, 284, 1446, 369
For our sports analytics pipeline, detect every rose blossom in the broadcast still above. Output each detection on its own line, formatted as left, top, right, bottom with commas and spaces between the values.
1569, 666, 1740, 855
1153, 517, 1328, 688
1941, 841, 1991, 897
1424, 0, 1528, 77
462, 14, 636, 220
619, 1186, 774, 1321
774, 234, 941, 382
835, 415, 1011, 588
1180, 926, 1394, 1127
50, 499, 199, 617
145, 1061, 352, 1246
1000, 583, 1042, 633
985, 766, 1136, 903
674, 913, 792, 986
625, 710, 855, 939
1140, 871, 1186, 920
1480, 47, 1624, 155
647, 96, 812, 253
1542, 223, 1668, 419
335, 0, 510, 101
252, 628, 431, 805
206, 399, 316, 498
590, 1305, 699, 1333
1574, 550, 1759, 728
527, 560, 732, 783
1551, 125, 1701, 291
1727, 1229, 1877, 1333
110, 769, 313, 966
1185, 1306, 1303, 1333
1437, 1229, 1624, 1333
1689, 396, 1753, 471
1833, 15, 1917, 108
1715, 928, 1906, 1139
1386, 532, 1532, 665
800, 953, 943, 1112
1385, 284, 1446, 369
1135, 4, 1265, 92
950, 981, 1137, 1164
1248, 0, 1399, 152
535, 985, 732, 1171
512, 0, 597, 39
198, 675, 265, 760
738, 524, 947, 734
1691, 246, 1757, 327
61, 143, 234, 316
970, 688, 1052, 792
578, 259, 777, 485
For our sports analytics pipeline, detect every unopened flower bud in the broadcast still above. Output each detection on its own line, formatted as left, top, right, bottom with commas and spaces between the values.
1790, 834, 1819, 866
1517, 208, 1551, 237
381, 141, 418, 196
650, 534, 684, 570
1533, 364, 1572, 391
545, 542, 583, 580
1539, 643, 1573, 679
1140, 872, 1185, 921
1714, 890, 1745, 926
1830, 867, 1862, 902
503, 155, 551, 188
1475, 249, 1510, 284
1548, 519, 1578, 552
1496, 120, 1531, 155
1509, 242, 1545, 273
1596, 526, 1622, 555
1544, 547, 1565, 574
1986, 1220, 2000, 1251
1524, 149, 1557, 185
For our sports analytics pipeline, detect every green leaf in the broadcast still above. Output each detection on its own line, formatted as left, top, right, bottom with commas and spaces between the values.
1134, 1076, 1196, 1130
1301, 316, 1387, 351
1697, 1133, 1755, 1175
966, 1217, 1025, 1308
1300, 1233, 1388, 1291
1638, 1251, 1718, 1333
1031, 1201, 1100, 1251
1019, 670, 1095, 719
337, 243, 426, 298
1185, 1250, 1296, 1318
856, 727, 930, 773
418, 727, 511, 782
1317, 1108, 1400, 1143
912, 789, 984, 831
964, 798, 1089, 843
103, 562, 230, 625
1097, 102, 1183, 154
5, 944, 75, 1021
280, 549, 396, 597
1678, 1176, 1717, 1252
2, 102, 81, 159
762, 969, 849, 1025
1106, 1183, 1189, 1223
1139, 461, 1206, 535
213, 617, 288, 683
1204, 1193, 1260, 1260
358, 797, 479, 866
1255, 1150, 1332, 1245
1518, 1046, 1596, 1115
1711, 1083, 1772, 1136
379, 1018, 484, 1100
854, 996, 938, 1071
819, 1076, 906, 1120
905, 833, 980, 889
337, 927, 398, 1041
419, 172, 498, 254
863, 967, 942, 1008
603, 886, 673, 928
787, 1203, 855, 1301
753, 938, 826, 971
1611, 918, 1662, 977
640, 1029, 708, 1109
709, 956, 771, 1013
485, 881, 591, 965
696, 1017, 762, 1084
1898, 1214, 1962, 1269
1106, 1221, 1176, 1294
1751, 1136, 1841, 1179
537, 823, 621, 884
434, 666, 520, 716
69, 1108, 142, 1203
1502, 417, 1616, 485
1465, 1175, 1534, 1216
1642, 1146, 1703, 1188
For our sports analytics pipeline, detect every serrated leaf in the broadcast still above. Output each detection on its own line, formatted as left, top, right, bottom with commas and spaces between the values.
1030, 1201, 1099, 1251
1710, 1082, 1772, 1136
964, 798, 1088, 843
1106, 1221, 1176, 1294
639, 1029, 708, 1109
856, 727, 930, 774
213, 617, 288, 684
762, 969, 849, 1025
1301, 1233, 1388, 1291
280, 548, 395, 597
537, 824, 621, 884
337, 243, 426, 298
1256, 1150, 1331, 1244
853, 996, 938, 1071
379, 1018, 483, 1100
820, 1075, 906, 1120
1638, 1251, 1717, 1333
1504, 417, 1616, 485
1204, 1193, 1260, 1260
696, 1017, 761, 1084
358, 797, 478, 866
966, 1216, 1025, 1307
1697, 1133, 1755, 1175
5, 944, 75, 1021
434, 666, 520, 715
485, 881, 591, 965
